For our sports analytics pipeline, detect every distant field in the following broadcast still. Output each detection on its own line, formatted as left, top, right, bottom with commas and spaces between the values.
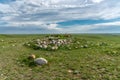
0, 34, 120, 80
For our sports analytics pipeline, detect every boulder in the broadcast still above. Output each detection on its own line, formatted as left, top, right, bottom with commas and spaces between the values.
34, 58, 48, 65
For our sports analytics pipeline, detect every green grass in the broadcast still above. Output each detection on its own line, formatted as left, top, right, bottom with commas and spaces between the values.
0, 34, 120, 80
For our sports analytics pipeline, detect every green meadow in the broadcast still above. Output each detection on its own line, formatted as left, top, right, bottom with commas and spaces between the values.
0, 34, 120, 80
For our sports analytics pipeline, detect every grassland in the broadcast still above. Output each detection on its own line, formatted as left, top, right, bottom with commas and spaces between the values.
0, 34, 120, 80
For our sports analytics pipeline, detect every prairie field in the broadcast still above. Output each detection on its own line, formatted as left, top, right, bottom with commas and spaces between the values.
0, 34, 120, 80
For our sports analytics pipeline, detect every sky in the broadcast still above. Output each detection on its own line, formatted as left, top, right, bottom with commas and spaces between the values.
0, 0, 120, 34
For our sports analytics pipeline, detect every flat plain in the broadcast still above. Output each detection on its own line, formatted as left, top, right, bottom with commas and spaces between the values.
0, 34, 120, 80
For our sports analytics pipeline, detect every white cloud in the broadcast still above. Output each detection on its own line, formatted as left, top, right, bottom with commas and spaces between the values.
95, 21, 120, 26
90, 0, 104, 3
62, 21, 120, 33
47, 24, 61, 30
1, 20, 62, 31
0, 0, 94, 30
0, 0, 120, 33
0, 3, 15, 13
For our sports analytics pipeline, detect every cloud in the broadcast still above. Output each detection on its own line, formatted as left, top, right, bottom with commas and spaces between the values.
0, 3, 15, 13
0, 0, 94, 28
90, 0, 104, 3
0, 0, 120, 33
62, 21, 120, 33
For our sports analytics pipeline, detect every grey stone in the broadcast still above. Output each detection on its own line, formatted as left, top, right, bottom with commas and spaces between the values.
34, 58, 48, 65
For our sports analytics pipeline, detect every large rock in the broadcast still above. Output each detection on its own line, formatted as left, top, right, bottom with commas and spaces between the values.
34, 58, 48, 65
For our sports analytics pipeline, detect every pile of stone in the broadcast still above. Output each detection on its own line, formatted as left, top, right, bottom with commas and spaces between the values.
25, 36, 73, 50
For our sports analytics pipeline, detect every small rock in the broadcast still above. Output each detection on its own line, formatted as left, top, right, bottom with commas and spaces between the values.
68, 69, 73, 73
28, 54, 36, 60
34, 58, 48, 65
1, 40, 4, 42
83, 45, 88, 48
2, 46, 5, 48
51, 46, 58, 50
68, 47, 72, 50
73, 70, 80, 74
12, 44, 15, 47
75, 46, 78, 49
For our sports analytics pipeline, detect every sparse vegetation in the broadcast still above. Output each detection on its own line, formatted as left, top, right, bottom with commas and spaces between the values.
0, 34, 120, 80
